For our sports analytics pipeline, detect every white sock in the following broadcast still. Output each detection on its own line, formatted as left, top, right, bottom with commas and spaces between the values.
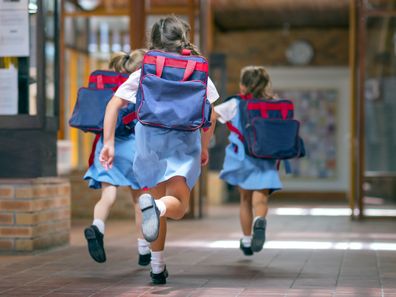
137, 238, 150, 255
254, 215, 265, 223
242, 235, 252, 247
151, 250, 165, 274
155, 199, 166, 217
92, 219, 105, 234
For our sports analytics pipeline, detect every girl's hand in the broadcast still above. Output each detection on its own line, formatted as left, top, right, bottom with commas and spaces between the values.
201, 148, 209, 166
99, 144, 114, 170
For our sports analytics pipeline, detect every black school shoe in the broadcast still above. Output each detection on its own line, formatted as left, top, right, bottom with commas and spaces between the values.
84, 225, 106, 263
138, 252, 151, 266
239, 239, 253, 256
139, 193, 160, 242
251, 217, 267, 253
150, 266, 169, 285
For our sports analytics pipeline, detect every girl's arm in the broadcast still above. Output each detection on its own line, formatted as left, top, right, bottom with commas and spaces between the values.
201, 105, 216, 166
213, 99, 238, 124
99, 96, 125, 170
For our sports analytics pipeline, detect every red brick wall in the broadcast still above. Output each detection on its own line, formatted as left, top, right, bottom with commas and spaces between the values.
0, 178, 70, 252
69, 170, 135, 219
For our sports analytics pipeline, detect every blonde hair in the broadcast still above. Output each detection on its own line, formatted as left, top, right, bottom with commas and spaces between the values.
108, 48, 147, 74
240, 66, 274, 99
149, 15, 201, 55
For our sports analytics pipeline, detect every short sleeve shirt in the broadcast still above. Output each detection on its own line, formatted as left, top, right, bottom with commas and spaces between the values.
214, 98, 238, 123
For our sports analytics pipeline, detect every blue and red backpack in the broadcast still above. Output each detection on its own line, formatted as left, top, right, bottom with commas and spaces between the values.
226, 94, 305, 161
69, 70, 138, 167
136, 49, 211, 131
69, 70, 136, 136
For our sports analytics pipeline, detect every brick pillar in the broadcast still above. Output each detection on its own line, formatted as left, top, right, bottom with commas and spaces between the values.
0, 178, 70, 252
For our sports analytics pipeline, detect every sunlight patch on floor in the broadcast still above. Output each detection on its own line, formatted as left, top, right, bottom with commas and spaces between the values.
168, 240, 396, 251
269, 207, 396, 217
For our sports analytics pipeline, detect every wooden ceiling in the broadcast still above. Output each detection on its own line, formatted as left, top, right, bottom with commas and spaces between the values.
70, 0, 396, 30
212, 0, 350, 30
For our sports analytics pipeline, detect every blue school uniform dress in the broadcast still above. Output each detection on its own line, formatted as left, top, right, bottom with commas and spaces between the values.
114, 69, 219, 190
215, 98, 282, 193
84, 134, 140, 189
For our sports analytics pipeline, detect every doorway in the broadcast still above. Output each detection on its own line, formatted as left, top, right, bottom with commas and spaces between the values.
355, 0, 396, 217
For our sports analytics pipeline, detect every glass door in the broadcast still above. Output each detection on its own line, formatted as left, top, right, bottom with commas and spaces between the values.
358, 0, 396, 217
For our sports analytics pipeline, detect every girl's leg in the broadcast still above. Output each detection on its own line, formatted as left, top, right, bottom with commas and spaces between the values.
149, 216, 167, 283
93, 183, 117, 228
252, 189, 270, 217
130, 184, 166, 266
239, 188, 254, 236
149, 180, 169, 253
138, 176, 190, 284
238, 188, 254, 256
159, 176, 191, 219
139, 176, 190, 241
84, 182, 117, 263
251, 189, 270, 252
130, 189, 150, 265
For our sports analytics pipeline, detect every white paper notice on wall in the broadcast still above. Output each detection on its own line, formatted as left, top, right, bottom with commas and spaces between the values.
0, 0, 29, 57
0, 0, 28, 9
0, 66, 18, 115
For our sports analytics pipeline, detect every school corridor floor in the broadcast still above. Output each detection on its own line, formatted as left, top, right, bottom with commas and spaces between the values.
1, 203, 396, 297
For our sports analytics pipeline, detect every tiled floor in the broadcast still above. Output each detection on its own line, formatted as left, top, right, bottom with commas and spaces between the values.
1, 203, 396, 297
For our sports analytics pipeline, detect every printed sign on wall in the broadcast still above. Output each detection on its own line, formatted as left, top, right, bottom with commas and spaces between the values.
0, 0, 29, 57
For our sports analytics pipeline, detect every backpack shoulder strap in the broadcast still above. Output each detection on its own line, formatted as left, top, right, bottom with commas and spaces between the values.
226, 122, 244, 142
224, 96, 245, 141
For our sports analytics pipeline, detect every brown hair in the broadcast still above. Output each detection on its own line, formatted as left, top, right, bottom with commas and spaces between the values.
108, 48, 147, 74
240, 66, 275, 99
149, 15, 201, 55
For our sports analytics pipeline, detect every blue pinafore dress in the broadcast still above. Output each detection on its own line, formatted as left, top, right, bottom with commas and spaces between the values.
219, 100, 282, 193
84, 134, 140, 189
132, 123, 201, 190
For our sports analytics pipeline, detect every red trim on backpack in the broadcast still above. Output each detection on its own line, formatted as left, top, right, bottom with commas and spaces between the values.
247, 101, 294, 119
226, 122, 245, 142
156, 56, 166, 77
144, 55, 208, 72
182, 60, 197, 81
89, 75, 128, 87
88, 134, 101, 167
122, 112, 137, 125
96, 75, 104, 89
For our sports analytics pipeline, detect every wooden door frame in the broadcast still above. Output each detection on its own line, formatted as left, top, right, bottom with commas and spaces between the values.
354, 0, 396, 218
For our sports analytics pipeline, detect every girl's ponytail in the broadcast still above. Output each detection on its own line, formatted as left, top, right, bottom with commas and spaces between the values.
108, 52, 129, 73
182, 41, 201, 56
240, 66, 275, 99
149, 15, 201, 56
109, 49, 147, 74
